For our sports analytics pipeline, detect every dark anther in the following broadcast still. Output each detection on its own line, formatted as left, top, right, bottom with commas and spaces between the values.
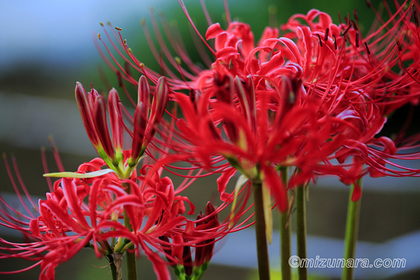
317, 33, 323, 47
365, 0, 372, 8
324, 28, 329, 41
155, 210, 165, 225
333, 35, 337, 50
341, 25, 351, 37
189, 89, 196, 103
396, 39, 402, 52
364, 42, 370, 55
356, 33, 359, 48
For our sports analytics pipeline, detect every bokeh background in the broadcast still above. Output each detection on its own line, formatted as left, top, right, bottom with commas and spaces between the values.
0, 0, 419, 279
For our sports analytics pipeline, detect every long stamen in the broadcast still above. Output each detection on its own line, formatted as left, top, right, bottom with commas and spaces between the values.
2, 155, 37, 220
223, 0, 232, 25
200, 0, 213, 26
177, 0, 216, 57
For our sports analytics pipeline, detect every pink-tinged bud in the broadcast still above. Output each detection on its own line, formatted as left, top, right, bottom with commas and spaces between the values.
182, 245, 193, 276
88, 88, 101, 107
108, 88, 124, 152
153, 77, 169, 122
75, 82, 100, 146
94, 96, 115, 160
130, 102, 148, 165
144, 77, 169, 145
205, 201, 217, 218
195, 202, 219, 267
138, 75, 151, 110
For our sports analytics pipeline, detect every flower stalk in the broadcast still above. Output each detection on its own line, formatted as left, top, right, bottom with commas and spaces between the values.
296, 184, 307, 280
342, 179, 363, 280
280, 211, 291, 280
122, 182, 137, 280
105, 254, 119, 280
252, 180, 271, 280
113, 253, 124, 280
279, 167, 291, 280
126, 249, 137, 280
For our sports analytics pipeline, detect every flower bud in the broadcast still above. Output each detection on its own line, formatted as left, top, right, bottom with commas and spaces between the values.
195, 202, 219, 267
75, 82, 99, 147
130, 102, 148, 165
94, 96, 116, 161
108, 88, 124, 153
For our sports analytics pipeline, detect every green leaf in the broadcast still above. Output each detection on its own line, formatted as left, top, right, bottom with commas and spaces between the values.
43, 169, 115, 178
262, 182, 273, 244
229, 174, 248, 228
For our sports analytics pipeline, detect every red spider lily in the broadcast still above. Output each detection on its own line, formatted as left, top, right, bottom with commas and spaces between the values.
277, 0, 420, 192
1, 148, 255, 280
93, 0, 420, 209
158, 202, 220, 279
202, 2, 420, 200
91, 1, 414, 210
0, 152, 200, 280
75, 76, 169, 178
280, 0, 420, 107
175, 75, 360, 209
168, 15, 368, 206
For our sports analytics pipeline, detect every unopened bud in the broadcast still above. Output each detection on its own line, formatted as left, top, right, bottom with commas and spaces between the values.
108, 88, 124, 153
130, 102, 148, 165
195, 202, 219, 267
182, 246, 193, 276
75, 82, 99, 147
154, 77, 169, 119
94, 97, 115, 160
138, 75, 151, 109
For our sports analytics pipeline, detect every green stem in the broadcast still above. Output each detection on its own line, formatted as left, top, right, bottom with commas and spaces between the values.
126, 248, 137, 280
279, 167, 291, 280
296, 185, 307, 280
122, 182, 137, 280
280, 211, 291, 280
252, 181, 271, 280
106, 254, 118, 280
111, 252, 123, 280
342, 180, 363, 280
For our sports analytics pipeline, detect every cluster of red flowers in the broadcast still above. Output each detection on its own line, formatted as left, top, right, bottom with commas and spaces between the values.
1, 0, 420, 279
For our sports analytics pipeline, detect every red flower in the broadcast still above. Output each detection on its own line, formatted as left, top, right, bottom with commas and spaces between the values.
158, 201, 239, 279
75, 77, 169, 178
0, 154, 197, 280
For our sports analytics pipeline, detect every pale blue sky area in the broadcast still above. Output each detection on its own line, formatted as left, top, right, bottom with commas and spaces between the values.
0, 0, 167, 68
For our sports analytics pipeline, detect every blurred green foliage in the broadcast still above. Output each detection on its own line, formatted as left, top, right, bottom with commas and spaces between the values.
247, 268, 329, 280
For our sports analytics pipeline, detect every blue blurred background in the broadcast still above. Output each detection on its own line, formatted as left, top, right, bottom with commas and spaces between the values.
0, 0, 419, 279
